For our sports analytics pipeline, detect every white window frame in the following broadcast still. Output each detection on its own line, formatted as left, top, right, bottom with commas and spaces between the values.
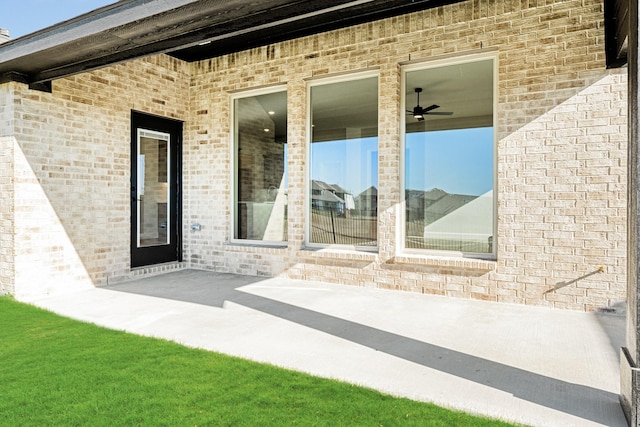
136, 129, 171, 248
399, 52, 498, 259
305, 70, 380, 251
229, 84, 288, 246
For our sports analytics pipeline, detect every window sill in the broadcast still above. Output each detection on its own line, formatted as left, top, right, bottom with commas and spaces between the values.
390, 253, 496, 271
299, 247, 378, 262
224, 241, 288, 251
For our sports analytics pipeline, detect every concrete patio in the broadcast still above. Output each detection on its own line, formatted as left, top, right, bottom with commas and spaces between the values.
23, 269, 626, 426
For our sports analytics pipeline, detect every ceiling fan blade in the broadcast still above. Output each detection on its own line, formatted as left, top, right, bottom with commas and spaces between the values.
425, 111, 453, 115
417, 116, 425, 122
422, 104, 440, 113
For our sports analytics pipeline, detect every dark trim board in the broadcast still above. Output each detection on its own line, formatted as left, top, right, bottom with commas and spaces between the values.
605, 0, 630, 68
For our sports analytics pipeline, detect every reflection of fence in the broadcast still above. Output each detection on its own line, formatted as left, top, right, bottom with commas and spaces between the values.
309, 211, 492, 252
406, 217, 492, 253
311, 208, 376, 246
405, 236, 491, 253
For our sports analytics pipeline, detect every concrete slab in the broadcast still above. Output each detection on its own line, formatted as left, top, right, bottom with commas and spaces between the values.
23, 269, 626, 427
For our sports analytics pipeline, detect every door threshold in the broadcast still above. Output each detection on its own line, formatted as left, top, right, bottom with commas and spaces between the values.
130, 261, 186, 279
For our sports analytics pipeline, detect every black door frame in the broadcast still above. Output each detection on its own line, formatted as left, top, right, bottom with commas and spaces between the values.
130, 111, 183, 268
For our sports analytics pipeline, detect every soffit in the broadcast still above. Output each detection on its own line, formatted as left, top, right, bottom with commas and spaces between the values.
0, 0, 464, 86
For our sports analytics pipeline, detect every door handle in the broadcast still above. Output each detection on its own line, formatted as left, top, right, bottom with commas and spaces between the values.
131, 185, 141, 201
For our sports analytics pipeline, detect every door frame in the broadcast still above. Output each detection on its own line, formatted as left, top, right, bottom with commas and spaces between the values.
130, 111, 183, 268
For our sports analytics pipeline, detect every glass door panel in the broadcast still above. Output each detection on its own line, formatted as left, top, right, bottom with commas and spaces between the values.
137, 130, 170, 248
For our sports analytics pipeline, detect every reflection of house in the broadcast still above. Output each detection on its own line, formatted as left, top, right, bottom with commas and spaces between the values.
406, 188, 447, 219
311, 180, 353, 215
355, 186, 378, 216
424, 193, 477, 223
423, 191, 493, 244
406, 188, 479, 224
405, 189, 489, 252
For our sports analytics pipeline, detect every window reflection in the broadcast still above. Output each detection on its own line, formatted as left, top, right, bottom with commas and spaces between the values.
309, 76, 378, 247
404, 59, 494, 254
405, 128, 493, 253
137, 131, 170, 248
234, 90, 288, 242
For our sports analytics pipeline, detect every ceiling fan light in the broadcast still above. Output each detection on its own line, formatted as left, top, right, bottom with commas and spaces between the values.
412, 105, 423, 120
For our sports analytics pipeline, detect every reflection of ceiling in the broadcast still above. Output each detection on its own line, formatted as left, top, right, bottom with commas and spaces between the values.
405, 59, 494, 132
309, 60, 494, 141
256, 91, 287, 142
312, 77, 378, 138
248, 60, 494, 143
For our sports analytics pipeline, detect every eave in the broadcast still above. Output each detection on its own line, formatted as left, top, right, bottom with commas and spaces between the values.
0, 0, 464, 88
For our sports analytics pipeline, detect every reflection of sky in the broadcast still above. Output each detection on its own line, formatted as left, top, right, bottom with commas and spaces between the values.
406, 127, 493, 196
311, 137, 378, 196
309, 128, 492, 197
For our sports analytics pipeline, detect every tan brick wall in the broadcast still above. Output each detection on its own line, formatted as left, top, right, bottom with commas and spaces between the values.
1, 0, 627, 310
4, 55, 190, 300
0, 84, 15, 295
186, 0, 627, 310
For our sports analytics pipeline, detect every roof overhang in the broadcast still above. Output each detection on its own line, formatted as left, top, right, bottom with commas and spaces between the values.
0, 0, 464, 89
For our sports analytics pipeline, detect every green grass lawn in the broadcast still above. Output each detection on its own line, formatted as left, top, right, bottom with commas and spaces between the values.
0, 297, 518, 426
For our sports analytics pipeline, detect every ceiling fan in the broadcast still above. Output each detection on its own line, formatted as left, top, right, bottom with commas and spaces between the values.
407, 88, 453, 121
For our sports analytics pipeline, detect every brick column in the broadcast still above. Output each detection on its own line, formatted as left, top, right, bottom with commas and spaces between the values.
377, 62, 401, 262
621, 0, 640, 424
0, 82, 15, 295
0, 134, 14, 294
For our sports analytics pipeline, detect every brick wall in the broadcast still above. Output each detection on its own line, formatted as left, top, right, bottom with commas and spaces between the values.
187, 0, 627, 310
0, 84, 15, 294
0, 0, 627, 310
3, 56, 189, 300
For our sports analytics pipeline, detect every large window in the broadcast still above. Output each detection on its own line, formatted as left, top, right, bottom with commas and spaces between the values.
309, 74, 378, 248
233, 88, 287, 243
403, 56, 495, 255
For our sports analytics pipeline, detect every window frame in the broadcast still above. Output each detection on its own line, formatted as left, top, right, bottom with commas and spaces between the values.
399, 52, 498, 260
305, 70, 380, 251
229, 84, 288, 246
